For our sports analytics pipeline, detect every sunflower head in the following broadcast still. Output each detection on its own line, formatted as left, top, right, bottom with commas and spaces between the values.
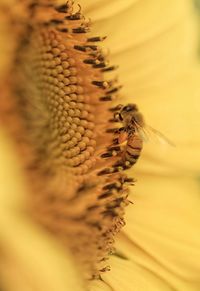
0, 0, 137, 278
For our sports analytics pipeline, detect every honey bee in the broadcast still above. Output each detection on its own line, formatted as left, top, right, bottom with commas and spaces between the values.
111, 103, 174, 170
111, 104, 144, 169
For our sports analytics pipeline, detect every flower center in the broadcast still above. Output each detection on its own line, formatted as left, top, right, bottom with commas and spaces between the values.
5, 1, 135, 279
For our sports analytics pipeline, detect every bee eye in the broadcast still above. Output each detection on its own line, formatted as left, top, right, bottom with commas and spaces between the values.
123, 103, 138, 113
123, 105, 133, 112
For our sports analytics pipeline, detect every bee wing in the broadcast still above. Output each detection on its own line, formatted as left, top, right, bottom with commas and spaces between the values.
145, 125, 175, 147
134, 122, 150, 142
133, 122, 175, 146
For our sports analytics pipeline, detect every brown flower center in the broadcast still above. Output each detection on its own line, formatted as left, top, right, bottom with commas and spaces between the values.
1, 1, 137, 279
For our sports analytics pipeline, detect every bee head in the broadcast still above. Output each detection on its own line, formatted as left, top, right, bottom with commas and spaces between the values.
121, 104, 138, 113
119, 104, 138, 121
114, 103, 142, 125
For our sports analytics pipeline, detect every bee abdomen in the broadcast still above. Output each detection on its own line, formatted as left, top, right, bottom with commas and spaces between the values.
125, 151, 139, 164
125, 146, 141, 161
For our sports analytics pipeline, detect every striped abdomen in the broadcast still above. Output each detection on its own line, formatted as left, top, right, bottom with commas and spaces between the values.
123, 134, 143, 167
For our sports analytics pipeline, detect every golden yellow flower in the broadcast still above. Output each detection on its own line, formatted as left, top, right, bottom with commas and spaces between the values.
0, 0, 200, 290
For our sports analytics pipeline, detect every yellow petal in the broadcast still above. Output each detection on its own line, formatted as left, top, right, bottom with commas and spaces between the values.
88, 279, 112, 291
114, 235, 200, 291
110, 12, 197, 92
0, 130, 85, 291
82, 0, 196, 51
130, 67, 200, 176
80, 0, 198, 103
122, 175, 200, 288
78, 0, 137, 21
99, 256, 173, 291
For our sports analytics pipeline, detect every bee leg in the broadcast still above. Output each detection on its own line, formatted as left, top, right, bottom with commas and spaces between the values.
118, 131, 128, 143
106, 127, 125, 134
101, 152, 114, 158
107, 146, 121, 152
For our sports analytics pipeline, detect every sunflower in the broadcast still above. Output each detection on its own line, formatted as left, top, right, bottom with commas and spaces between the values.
0, 0, 200, 291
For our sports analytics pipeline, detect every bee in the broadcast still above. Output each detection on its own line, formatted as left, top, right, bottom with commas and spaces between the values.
111, 103, 174, 170
111, 104, 144, 169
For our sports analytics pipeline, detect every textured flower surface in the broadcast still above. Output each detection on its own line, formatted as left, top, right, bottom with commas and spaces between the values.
0, 0, 200, 291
